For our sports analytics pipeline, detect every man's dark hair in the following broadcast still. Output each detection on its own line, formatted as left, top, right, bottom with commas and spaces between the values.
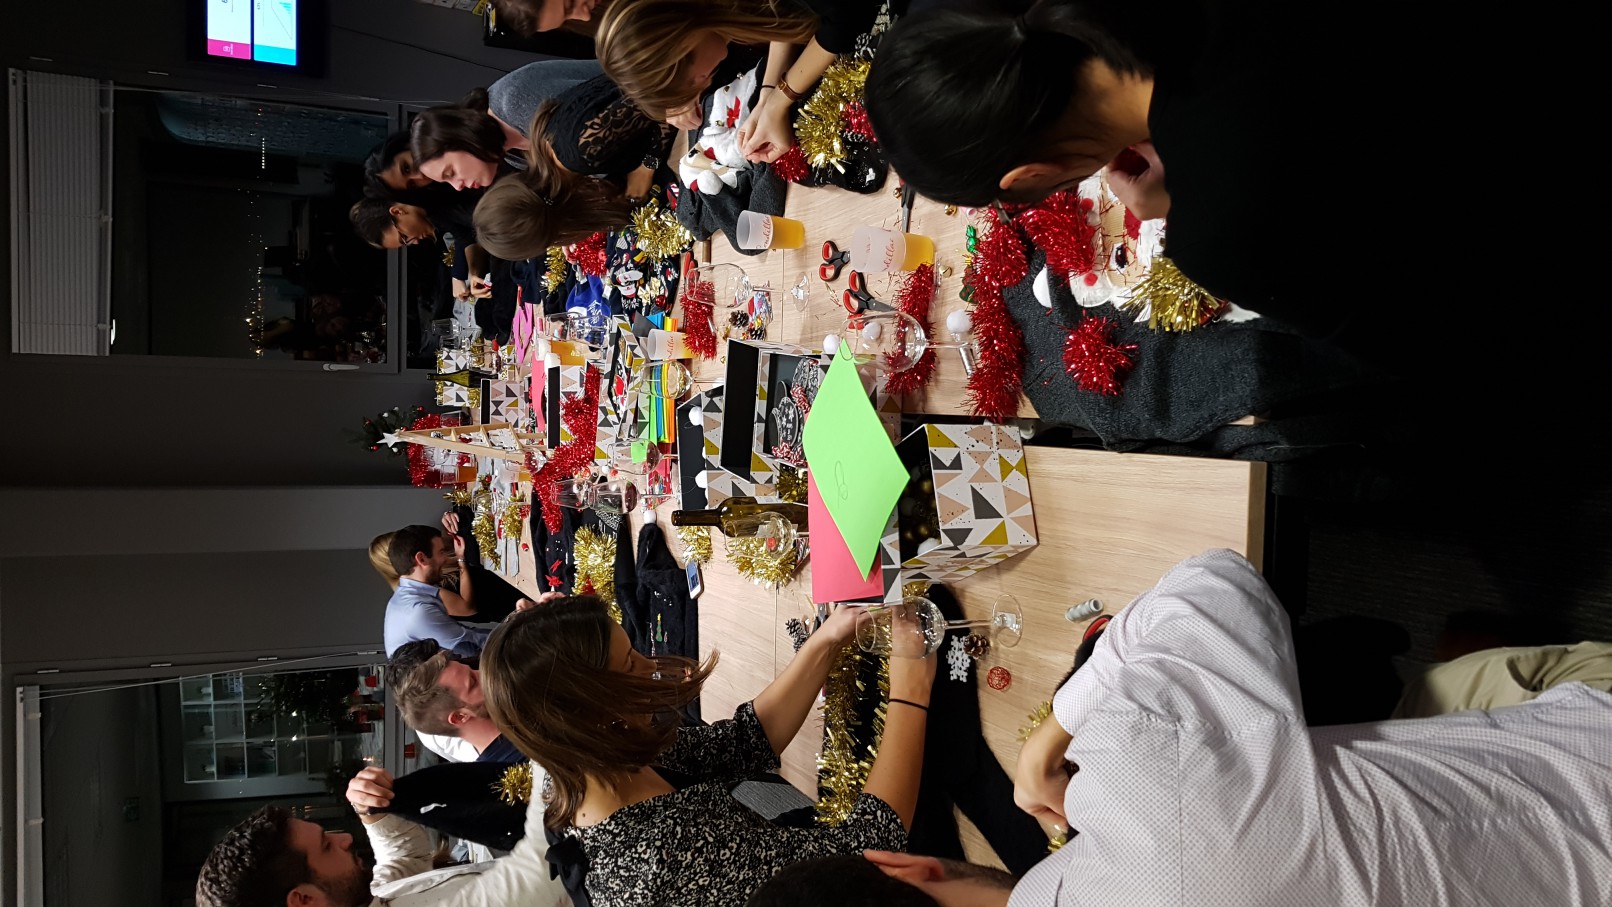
388, 524, 443, 577
866, 0, 1150, 206
348, 195, 396, 248
195, 806, 310, 907
745, 855, 942, 906
363, 129, 412, 192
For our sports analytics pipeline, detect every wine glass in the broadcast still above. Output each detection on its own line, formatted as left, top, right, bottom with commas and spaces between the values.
853, 593, 1025, 658
847, 310, 929, 373
685, 262, 751, 309
627, 360, 693, 400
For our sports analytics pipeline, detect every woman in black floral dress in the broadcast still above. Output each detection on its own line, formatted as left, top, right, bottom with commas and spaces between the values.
481, 595, 938, 906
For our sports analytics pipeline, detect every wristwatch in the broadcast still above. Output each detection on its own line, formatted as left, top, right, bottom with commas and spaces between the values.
641, 153, 661, 171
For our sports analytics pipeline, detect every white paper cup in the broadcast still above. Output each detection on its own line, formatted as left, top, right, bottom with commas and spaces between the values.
735, 211, 774, 250
849, 225, 908, 274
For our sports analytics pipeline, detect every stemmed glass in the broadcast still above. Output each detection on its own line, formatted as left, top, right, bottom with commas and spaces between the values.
853, 594, 1024, 658
844, 310, 974, 374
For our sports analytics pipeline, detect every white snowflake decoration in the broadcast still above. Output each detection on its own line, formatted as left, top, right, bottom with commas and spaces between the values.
946, 635, 972, 683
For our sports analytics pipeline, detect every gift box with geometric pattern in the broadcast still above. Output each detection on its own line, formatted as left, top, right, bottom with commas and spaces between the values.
876, 423, 1037, 602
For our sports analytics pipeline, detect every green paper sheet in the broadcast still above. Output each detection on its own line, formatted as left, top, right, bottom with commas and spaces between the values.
802, 346, 907, 574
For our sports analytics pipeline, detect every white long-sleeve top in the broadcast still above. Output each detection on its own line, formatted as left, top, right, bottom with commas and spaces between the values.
362, 761, 569, 907
1011, 549, 1612, 907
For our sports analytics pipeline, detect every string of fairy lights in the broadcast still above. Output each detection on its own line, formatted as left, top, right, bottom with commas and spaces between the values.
244, 105, 268, 358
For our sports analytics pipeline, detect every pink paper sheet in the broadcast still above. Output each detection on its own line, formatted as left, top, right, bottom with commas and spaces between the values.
808, 472, 884, 602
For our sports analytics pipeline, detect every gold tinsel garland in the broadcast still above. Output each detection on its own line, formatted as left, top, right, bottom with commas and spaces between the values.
499, 497, 525, 540
1016, 700, 1054, 742
544, 247, 567, 293
775, 466, 808, 505
471, 492, 500, 571
496, 762, 533, 805
816, 644, 889, 823
573, 526, 622, 623
676, 525, 712, 565
1120, 256, 1226, 333
443, 487, 473, 508
629, 200, 694, 261
902, 580, 933, 600
725, 536, 799, 588
793, 59, 871, 171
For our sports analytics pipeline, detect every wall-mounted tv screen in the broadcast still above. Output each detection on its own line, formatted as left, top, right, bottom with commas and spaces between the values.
205, 0, 300, 66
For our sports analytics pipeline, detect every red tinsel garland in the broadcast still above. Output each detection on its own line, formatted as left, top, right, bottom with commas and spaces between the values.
533, 366, 602, 532
963, 217, 1029, 420
566, 232, 608, 278
843, 102, 875, 143
1016, 191, 1097, 280
680, 278, 718, 359
883, 263, 937, 395
773, 146, 810, 184
405, 414, 444, 487
1062, 316, 1138, 396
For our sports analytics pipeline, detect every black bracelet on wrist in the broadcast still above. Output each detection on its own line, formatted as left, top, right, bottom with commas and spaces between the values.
889, 697, 929, 712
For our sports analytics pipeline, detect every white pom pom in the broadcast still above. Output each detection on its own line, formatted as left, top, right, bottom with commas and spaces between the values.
1033, 267, 1052, 308
694, 471, 710, 489
543, 353, 562, 369
642, 508, 657, 526
688, 407, 704, 427
861, 321, 883, 341
917, 538, 942, 555
822, 333, 840, 355
945, 310, 972, 334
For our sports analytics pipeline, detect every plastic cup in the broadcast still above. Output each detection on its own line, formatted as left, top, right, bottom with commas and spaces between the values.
900, 233, 936, 269
736, 211, 807, 250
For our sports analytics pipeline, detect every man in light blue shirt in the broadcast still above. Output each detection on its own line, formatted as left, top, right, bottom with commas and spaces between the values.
383, 523, 490, 658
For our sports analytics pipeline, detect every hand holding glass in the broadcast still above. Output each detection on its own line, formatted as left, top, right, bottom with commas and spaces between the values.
854, 594, 1024, 658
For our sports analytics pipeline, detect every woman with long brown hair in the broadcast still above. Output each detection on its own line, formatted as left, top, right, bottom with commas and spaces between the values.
470, 73, 676, 260
595, 0, 920, 160
481, 595, 937, 906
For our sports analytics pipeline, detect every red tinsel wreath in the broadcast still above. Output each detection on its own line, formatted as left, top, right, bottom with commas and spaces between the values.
773, 145, 811, 184
566, 232, 608, 278
405, 414, 444, 487
1063, 316, 1138, 396
680, 277, 718, 359
883, 263, 938, 395
533, 365, 602, 532
963, 217, 1029, 421
1016, 191, 1097, 281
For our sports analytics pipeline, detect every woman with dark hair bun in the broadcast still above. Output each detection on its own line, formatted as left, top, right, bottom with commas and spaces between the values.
480, 595, 939, 907
864, 0, 1493, 363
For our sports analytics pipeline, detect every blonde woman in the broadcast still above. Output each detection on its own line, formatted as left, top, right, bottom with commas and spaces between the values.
596, 0, 913, 158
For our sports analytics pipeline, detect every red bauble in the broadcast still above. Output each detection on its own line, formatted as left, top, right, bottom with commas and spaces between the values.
986, 666, 1012, 691
567, 232, 608, 278
772, 145, 811, 184
882, 264, 938, 395
1015, 190, 1097, 280
843, 102, 875, 143
1062, 316, 1138, 396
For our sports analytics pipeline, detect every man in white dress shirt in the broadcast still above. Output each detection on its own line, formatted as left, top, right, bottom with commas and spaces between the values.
749, 549, 1612, 907
195, 764, 567, 907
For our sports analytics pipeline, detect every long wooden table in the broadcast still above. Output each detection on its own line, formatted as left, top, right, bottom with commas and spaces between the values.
513, 179, 1267, 865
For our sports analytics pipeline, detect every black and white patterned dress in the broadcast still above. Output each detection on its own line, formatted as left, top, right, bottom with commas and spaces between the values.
568, 702, 906, 906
